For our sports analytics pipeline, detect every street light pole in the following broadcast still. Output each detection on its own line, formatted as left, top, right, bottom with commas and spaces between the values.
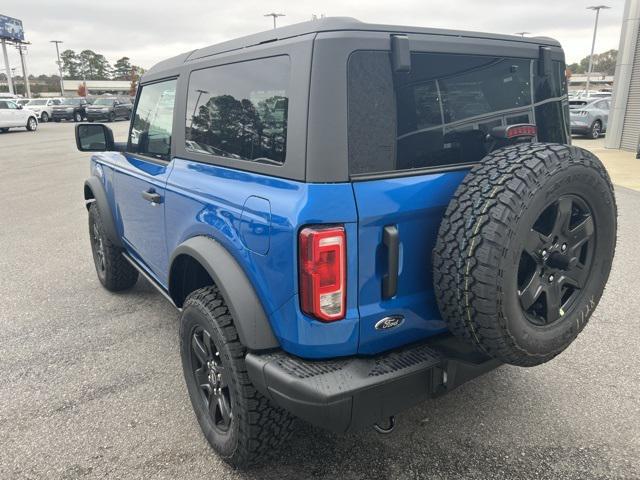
1, 38, 14, 95
50, 40, 65, 96
585, 5, 611, 96
264, 13, 285, 29
16, 44, 31, 98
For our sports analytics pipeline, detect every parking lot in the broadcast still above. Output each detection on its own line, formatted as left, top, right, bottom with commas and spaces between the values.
0, 121, 639, 479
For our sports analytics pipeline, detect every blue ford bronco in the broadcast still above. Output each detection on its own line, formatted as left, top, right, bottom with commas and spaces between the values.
75, 18, 617, 466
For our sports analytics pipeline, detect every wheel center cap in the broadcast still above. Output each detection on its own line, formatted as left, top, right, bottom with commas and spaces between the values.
545, 251, 573, 270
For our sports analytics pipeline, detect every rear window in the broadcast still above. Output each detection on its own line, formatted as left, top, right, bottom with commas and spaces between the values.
348, 51, 568, 176
185, 56, 290, 165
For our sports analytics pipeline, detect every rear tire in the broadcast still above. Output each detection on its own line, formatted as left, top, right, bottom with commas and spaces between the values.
41, 112, 49, 123
74, 111, 83, 122
180, 286, 295, 467
589, 120, 602, 139
88, 203, 138, 291
433, 143, 616, 366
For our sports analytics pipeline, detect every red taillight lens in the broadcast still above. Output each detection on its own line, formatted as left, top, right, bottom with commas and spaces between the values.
299, 226, 346, 322
506, 124, 537, 139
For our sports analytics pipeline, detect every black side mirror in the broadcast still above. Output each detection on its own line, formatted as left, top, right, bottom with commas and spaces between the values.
17, 104, 23, 109
75, 123, 115, 151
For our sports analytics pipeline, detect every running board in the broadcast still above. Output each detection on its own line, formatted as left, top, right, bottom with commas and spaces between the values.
121, 252, 181, 311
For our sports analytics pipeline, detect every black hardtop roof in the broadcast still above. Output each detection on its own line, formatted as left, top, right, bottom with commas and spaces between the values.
144, 16, 561, 79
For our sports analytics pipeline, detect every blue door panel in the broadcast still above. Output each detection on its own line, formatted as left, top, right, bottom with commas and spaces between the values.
114, 154, 173, 278
352, 170, 469, 354
164, 159, 360, 358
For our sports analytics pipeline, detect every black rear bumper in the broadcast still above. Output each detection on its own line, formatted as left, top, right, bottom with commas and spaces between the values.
246, 335, 501, 433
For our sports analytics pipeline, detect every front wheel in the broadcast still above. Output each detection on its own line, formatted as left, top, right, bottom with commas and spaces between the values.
589, 120, 602, 139
108, 113, 115, 123
26, 117, 37, 131
88, 203, 138, 291
74, 111, 83, 122
41, 112, 49, 123
180, 286, 295, 467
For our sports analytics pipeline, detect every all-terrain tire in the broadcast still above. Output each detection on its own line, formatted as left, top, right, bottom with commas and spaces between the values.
88, 203, 138, 291
433, 143, 616, 367
180, 286, 295, 467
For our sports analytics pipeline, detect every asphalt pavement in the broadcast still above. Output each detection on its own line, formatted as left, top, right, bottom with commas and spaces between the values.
0, 122, 639, 479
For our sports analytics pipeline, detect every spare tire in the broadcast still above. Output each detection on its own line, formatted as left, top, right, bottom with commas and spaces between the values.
433, 143, 616, 366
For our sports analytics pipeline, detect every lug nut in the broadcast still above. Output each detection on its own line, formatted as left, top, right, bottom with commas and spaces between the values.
542, 249, 548, 256
561, 243, 567, 252
548, 275, 555, 282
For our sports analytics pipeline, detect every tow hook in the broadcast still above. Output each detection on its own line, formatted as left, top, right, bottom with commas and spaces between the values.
373, 416, 396, 434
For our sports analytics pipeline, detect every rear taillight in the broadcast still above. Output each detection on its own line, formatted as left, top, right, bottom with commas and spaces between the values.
299, 226, 346, 321
505, 124, 537, 138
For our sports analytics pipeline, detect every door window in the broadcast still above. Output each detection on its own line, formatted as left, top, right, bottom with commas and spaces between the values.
129, 79, 177, 161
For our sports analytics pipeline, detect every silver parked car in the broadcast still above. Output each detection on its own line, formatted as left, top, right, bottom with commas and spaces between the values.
570, 98, 610, 139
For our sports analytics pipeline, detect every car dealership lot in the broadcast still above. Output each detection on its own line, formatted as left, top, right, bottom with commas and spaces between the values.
0, 122, 639, 479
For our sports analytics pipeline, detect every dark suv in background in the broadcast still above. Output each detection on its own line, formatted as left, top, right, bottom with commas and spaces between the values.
52, 98, 88, 122
85, 97, 133, 122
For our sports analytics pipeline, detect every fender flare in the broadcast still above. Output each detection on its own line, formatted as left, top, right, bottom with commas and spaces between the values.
84, 176, 122, 248
169, 236, 279, 351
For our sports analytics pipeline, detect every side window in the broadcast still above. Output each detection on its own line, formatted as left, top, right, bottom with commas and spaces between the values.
0, 101, 7, 109
185, 55, 290, 165
129, 79, 177, 161
6, 101, 17, 109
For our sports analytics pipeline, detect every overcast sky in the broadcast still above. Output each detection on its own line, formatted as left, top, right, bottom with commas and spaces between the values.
0, 0, 627, 77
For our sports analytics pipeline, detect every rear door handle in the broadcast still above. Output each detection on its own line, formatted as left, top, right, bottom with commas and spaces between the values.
141, 189, 161, 204
382, 225, 399, 299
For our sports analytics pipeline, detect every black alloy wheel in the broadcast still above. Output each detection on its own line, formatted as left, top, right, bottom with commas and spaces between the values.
517, 195, 595, 326
190, 325, 233, 433
590, 120, 602, 139
90, 221, 106, 276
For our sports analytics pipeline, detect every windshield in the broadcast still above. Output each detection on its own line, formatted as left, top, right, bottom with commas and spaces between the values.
27, 99, 47, 105
93, 98, 115, 105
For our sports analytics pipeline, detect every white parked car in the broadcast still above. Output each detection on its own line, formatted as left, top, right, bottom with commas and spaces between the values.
24, 98, 62, 123
0, 99, 38, 133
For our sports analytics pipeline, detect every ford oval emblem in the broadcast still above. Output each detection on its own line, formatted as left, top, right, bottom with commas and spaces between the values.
375, 315, 405, 330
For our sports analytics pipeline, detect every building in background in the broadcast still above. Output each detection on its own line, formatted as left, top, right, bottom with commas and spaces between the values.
62, 79, 131, 96
606, 0, 640, 151
568, 73, 614, 92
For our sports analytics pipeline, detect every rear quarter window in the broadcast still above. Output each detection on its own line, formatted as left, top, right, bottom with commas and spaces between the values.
185, 56, 290, 165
